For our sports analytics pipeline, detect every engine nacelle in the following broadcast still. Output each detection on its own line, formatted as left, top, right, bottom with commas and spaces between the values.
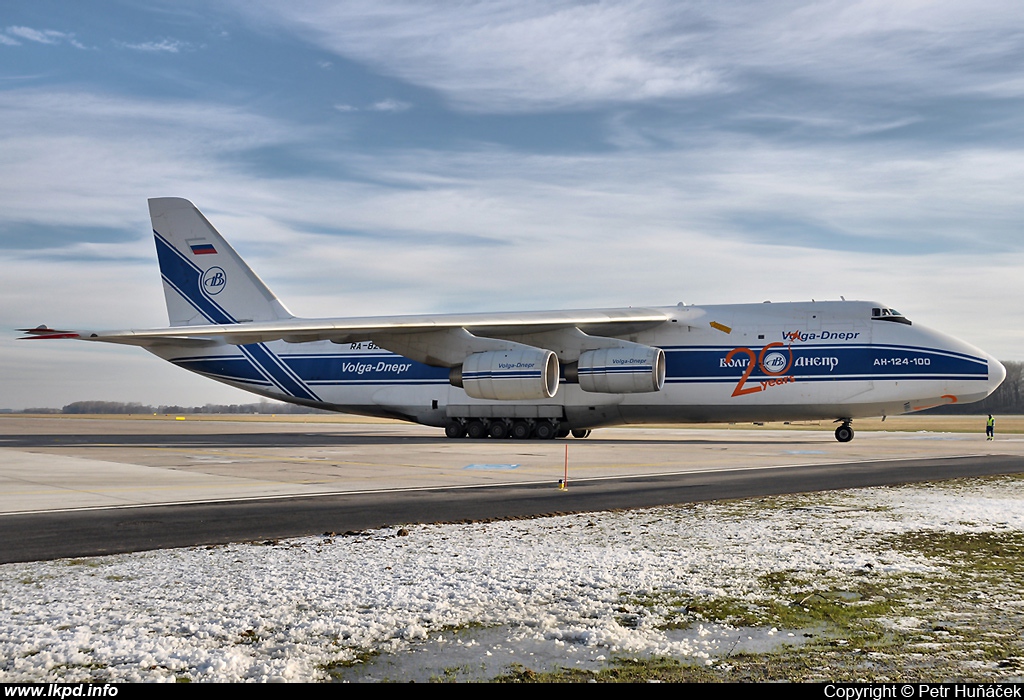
570, 346, 666, 394
450, 348, 560, 400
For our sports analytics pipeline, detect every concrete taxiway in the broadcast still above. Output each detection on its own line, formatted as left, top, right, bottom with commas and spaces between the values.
2, 415, 1024, 562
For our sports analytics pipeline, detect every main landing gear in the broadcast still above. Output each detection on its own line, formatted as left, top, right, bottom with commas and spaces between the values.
834, 420, 854, 443
443, 418, 591, 440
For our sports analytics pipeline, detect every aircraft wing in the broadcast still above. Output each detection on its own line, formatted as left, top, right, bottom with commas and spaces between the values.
19, 306, 680, 366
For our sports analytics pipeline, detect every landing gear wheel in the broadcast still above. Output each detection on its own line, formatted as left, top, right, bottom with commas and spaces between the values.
467, 420, 488, 439
511, 420, 532, 440
835, 424, 854, 443
534, 420, 556, 440
444, 420, 466, 439
556, 428, 570, 439
489, 420, 509, 439
571, 429, 591, 439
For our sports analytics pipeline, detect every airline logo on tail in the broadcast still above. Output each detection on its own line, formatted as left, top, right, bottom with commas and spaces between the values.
202, 266, 226, 295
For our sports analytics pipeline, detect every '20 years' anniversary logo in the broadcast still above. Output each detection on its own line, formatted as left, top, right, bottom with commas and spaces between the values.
724, 342, 794, 397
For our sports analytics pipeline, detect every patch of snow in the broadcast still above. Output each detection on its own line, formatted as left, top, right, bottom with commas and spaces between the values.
1, 477, 1022, 682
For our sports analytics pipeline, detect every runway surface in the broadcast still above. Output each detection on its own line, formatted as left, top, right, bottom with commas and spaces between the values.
2, 415, 1024, 563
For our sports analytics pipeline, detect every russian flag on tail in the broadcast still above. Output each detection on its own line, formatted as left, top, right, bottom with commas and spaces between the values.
189, 242, 217, 255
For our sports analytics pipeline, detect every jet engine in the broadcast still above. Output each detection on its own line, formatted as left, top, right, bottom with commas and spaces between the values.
566, 345, 666, 394
450, 348, 560, 400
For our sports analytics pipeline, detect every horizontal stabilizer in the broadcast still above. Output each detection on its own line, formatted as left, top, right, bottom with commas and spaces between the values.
17, 326, 80, 340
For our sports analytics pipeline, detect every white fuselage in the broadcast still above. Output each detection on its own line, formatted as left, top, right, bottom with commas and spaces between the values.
150, 300, 1004, 430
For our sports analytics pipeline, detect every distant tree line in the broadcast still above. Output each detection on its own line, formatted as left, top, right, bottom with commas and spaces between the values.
19, 401, 333, 415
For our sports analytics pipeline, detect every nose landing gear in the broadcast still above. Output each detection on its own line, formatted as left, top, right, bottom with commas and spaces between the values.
834, 420, 854, 443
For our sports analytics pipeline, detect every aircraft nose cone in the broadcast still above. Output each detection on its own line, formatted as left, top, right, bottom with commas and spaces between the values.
950, 349, 1005, 405
988, 354, 1007, 393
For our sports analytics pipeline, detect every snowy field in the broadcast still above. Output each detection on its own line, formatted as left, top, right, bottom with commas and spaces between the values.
2, 476, 1024, 682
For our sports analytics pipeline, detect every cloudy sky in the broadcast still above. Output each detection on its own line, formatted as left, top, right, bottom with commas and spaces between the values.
2, 1, 1023, 409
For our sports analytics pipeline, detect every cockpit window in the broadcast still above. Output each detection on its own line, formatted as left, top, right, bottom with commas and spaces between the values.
871, 307, 912, 325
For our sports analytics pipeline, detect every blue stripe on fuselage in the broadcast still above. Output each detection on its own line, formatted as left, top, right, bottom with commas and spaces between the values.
663, 344, 987, 383
170, 342, 987, 394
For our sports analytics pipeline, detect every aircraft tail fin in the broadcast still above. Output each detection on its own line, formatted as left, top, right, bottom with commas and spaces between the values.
149, 198, 294, 327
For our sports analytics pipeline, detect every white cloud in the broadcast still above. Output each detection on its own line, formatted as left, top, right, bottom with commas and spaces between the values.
118, 39, 188, 53
0, 34, 20, 46
5, 26, 84, 49
229, 0, 723, 112
7, 26, 65, 44
3, 87, 1021, 313
228, 0, 1024, 112
333, 99, 411, 113
369, 98, 410, 112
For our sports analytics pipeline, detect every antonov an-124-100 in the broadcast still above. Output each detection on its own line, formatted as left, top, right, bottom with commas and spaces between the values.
21, 198, 1006, 442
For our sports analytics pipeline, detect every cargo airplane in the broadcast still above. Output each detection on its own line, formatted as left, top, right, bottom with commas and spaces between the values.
20, 198, 1005, 442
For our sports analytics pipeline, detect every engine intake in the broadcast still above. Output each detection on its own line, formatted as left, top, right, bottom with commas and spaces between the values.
450, 348, 559, 401
568, 346, 666, 394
